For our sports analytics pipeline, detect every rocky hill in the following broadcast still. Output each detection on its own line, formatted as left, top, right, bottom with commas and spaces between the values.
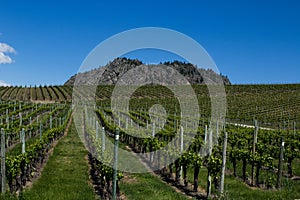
64, 57, 231, 85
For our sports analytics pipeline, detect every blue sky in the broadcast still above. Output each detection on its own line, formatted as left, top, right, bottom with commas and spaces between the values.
0, 0, 299, 86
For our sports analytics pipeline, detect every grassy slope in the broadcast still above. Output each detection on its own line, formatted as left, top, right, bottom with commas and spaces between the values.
22, 120, 95, 200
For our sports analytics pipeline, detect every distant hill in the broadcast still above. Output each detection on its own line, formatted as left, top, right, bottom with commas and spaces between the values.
64, 57, 231, 85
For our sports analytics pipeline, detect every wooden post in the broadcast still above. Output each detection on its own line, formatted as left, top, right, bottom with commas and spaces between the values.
112, 128, 119, 200
1, 128, 6, 193
220, 129, 228, 194
276, 137, 284, 189
29, 116, 32, 138
207, 128, 213, 198
204, 125, 208, 145
150, 123, 155, 163
6, 115, 9, 130
102, 127, 105, 152
180, 126, 184, 153
252, 120, 259, 185
180, 126, 184, 180
21, 128, 25, 153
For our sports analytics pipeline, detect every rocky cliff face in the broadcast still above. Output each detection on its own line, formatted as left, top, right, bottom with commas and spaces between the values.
64, 57, 231, 85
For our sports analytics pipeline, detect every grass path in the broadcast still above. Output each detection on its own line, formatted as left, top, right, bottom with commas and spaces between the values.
22, 120, 95, 200
18, 118, 191, 200
120, 173, 191, 200
116, 142, 190, 200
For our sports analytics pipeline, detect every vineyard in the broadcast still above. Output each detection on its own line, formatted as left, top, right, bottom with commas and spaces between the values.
0, 84, 299, 199
0, 100, 71, 195
1, 84, 299, 128
0, 86, 73, 103
94, 84, 300, 129
82, 83, 300, 199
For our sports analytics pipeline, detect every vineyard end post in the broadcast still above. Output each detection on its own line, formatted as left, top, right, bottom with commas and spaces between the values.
1, 128, 6, 193
112, 128, 119, 200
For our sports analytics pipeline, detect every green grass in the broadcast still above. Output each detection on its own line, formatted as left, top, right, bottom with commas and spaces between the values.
221, 175, 300, 200
21, 120, 95, 200
185, 166, 300, 200
116, 139, 190, 199
120, 173, 190, 200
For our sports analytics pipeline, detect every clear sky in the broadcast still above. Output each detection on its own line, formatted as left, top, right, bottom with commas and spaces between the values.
0, 0, 299, 86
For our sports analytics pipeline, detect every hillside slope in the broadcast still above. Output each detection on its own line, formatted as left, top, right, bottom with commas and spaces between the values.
64, 57, 231, 85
